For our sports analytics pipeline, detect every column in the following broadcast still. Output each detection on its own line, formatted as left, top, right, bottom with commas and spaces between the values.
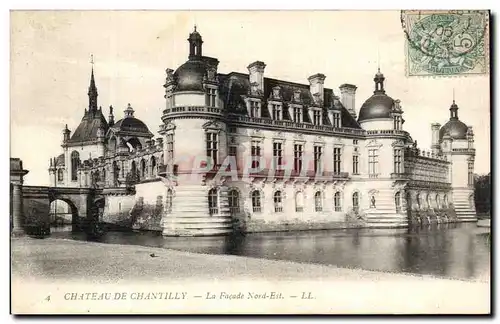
11, 183, 24, 235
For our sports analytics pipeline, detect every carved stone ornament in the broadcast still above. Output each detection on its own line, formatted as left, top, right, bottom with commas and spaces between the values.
165, 68, 175, 82
366, 139, 383, 148
293, 90, 302, 102
206, 67, 217, 81
202, 120, 224, 131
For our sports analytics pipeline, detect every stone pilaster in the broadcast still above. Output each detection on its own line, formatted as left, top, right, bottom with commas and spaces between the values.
11, 183, 24, 236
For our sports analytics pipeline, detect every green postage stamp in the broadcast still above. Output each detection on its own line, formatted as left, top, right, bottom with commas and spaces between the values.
401, 10, 489, 77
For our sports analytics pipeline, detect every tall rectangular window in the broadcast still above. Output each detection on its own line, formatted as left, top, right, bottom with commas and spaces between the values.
272, 104, 282, 120
333, 112, 341, 128
313, 110, 322, 125
352, 155, 359, 174
333, 147, 342, 173
393, 149, 403, 173
314, 145, 323, 173
468, 162, 474, 186
368, 149, 378, 176
294, 144, 303, 173
229, 146, 237, 170
273, 142, 283, 168
166, 133, 174, 163
293, 107, 302, 123
250, 101, 260, 118
251, 140, 261, 169
394, 116, 402, 130
206, 132, 218, 165
205, 88, 217, 107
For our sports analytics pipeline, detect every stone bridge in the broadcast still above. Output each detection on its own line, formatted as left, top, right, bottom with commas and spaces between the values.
12, 185, 103, 235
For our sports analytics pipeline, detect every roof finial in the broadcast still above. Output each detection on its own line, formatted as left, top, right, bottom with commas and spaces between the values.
90, 54, 94, 66
194, 24, 197, 32
377, 48, 380, 73
453, 88, 455, 104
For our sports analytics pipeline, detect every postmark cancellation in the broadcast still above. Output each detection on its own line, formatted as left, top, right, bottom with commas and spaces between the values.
401, 10, 489, 77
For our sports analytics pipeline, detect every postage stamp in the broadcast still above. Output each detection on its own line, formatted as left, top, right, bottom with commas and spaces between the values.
401, 10, 490, 77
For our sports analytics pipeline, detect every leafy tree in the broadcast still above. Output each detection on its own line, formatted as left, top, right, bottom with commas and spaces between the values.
474, 173, 491, 216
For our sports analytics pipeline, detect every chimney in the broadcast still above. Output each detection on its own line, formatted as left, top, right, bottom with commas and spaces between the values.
247, 61, 266, 94
431, 123, 441, 155
308, 74, 326, 104
339, 84, 358, 118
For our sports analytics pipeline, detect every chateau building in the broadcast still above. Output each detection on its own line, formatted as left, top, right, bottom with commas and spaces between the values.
48, 27, 477, 236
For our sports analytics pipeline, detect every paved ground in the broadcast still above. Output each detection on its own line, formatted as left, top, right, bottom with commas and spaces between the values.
11, 237, 491, 314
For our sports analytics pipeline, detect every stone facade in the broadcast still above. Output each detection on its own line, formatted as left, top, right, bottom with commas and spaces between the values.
48, 27, 477, 236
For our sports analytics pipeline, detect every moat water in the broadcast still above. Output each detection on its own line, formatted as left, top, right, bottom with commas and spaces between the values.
49, 222, 490, 280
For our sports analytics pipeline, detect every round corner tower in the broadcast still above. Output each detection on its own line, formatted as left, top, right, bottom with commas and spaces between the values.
159, 27, 232, 236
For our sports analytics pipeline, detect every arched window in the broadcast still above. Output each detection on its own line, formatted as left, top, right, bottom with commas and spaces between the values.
228, 189, 240, 214
469, 194, 475, 209
352, 192, 359, 212
251, 190, 261, 213
426, 193, 431, 209
165, 189, 173, 213
314, 191, 323, 212
102, 168, 106, 185
150, 156, 157, 177
295, 191, 304, 212
140, 159, 146, 179
71, 151, 80, 181
416, 193, 421, 209
395, 192, 401, 213
274, 191, 283, 213
443, 194, 448, 208
57, 169, 64, 182
436, 194, 440, 209
112, 161, 119, 186
208, 188, 218, 215
131, 161, 137, 177
334, 192, 342, 212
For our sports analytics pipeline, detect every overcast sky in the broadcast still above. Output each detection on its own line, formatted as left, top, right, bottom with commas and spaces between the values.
10, 11, 490, 185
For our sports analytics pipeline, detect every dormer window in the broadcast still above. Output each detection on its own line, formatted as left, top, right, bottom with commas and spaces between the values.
250, 100, 260, 118
332, 111, 341, 128
312, 109, 322, 125
293, 106, 302, 123
394, 115, 402, 130
272, 103, 283, 120
205, 88, 217, 107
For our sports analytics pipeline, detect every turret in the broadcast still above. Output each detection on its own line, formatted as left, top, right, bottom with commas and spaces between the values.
108, 105, 115, 127
62, 124, 71, 143
431, 123, 441, 155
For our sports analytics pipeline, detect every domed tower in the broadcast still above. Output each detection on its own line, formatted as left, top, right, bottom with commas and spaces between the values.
160, 27, 232, 236
357, 69, 410, 228
438, 100, 476, 222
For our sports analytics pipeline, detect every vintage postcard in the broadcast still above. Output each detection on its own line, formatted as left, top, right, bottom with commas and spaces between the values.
10, 10, 491, 314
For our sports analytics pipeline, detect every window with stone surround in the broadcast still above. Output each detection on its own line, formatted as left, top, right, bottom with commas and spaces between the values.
293, 106, 303, 123
332, 111, 341, 128
57, 169, 64, 182
206, 132, 219, 166
251, 139, 262, 169
314, 191, 323, 212
166, 133, 174, 167
295, 191, 304, 212
368, 149, 379, 177
314, 145, 323, 174
205, 88, 217, 107
272, 104, 282, 120
333, 147, 342, 174
274, 191, 283, 213
208, 188, 218, 215
394, 115, 402, 130
294, 144, 303, 173
468, 161, 474, 186
150, 156, 157, 177
352, 155, 359, 174
393, 149, 403, 174
352, 192, 359, 212
313, 109, 322, 125
334, 191, 342, 212
71, 151, 80, 181
251, 190, 261, 213
228, 189, 240, 214
273, 142, 283, 168
250, 100, 260, 118
229, 146, 237, 170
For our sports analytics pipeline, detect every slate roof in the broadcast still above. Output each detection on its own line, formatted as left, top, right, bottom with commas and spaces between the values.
68, 109, 109, 144
218, 72, 361, 129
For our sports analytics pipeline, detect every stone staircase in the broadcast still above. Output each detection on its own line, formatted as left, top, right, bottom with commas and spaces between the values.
161, 185, 233, 236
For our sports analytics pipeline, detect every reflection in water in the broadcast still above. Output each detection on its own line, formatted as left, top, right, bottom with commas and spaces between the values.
50, 223, 490, 280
